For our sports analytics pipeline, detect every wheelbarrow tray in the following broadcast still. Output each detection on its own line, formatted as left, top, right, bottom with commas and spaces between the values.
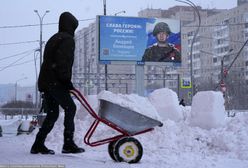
98, 99, 163, 135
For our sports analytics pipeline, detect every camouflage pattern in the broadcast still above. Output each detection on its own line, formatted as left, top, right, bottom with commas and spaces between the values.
142, 44, 181, 62
153, 22, 171, 36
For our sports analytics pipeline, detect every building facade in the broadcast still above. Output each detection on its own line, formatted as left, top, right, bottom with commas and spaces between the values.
73, 2, 248, 108
182, 3, 248, 86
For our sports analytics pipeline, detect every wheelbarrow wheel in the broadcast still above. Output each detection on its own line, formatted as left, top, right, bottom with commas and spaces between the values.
108, 140, 117, 161
113, 137, 143, 163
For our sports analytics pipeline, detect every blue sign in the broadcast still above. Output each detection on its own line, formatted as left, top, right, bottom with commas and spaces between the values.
98, 15, 181, 63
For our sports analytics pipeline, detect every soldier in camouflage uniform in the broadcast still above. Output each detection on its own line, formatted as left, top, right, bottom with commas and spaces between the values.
142, 22, 181, 62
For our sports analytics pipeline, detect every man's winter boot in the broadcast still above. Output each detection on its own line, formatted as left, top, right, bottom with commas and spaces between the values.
62, 142, 85, 154
30, 133, 55, 155
30, 142, 55, 154
62, 133, 84, 154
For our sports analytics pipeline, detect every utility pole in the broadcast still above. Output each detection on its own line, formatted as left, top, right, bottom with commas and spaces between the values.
34, 10, 49, 106
103, 0, 108, 90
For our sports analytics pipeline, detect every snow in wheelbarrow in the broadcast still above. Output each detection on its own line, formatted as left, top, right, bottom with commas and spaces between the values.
98, 99, 163, 135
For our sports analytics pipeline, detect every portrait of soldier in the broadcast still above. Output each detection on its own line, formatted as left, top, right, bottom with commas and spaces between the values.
142, 22, 181, 62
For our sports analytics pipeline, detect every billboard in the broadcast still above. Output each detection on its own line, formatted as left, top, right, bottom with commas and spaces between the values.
97, 15, 181, 65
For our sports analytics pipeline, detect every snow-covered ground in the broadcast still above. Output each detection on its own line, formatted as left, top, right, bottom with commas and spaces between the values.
0, 88, 248, 168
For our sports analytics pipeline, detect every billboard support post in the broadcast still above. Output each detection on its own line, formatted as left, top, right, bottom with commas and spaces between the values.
135, 64, 145, 96
103, 0, 108, 91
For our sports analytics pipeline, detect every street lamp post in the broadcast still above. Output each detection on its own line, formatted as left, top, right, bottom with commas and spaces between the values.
114, 10, 126, 16
15, 77, 27, 102
175, 0, 201, 102
34, 10, 49, 69
34, 10, 49, 107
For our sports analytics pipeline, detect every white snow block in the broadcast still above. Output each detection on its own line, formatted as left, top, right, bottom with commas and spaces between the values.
190, 91, 226, 130
148, 88, 183, 122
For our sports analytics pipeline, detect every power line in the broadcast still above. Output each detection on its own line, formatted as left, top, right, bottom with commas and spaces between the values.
0, 50, 34, 72
4, 59, 38, 68
1, 30, 93, 46
0, 49, 36, 61
0, 18, 95, 46
0, 16, 246, 29
0, 40, 39, 46
0, 59, 37, 69
183, 22, 248, 28
0, 18, 95, 29
200, 36, 245, 44
0, 55, 28, 72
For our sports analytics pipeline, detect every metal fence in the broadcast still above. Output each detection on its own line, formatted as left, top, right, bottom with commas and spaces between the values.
0, 108, 40, 119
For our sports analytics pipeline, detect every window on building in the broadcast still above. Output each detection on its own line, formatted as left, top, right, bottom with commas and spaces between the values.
182, 34, 187, 39
213, 57, 217, 63
245, 23, 248, 28
224, 19, 229, 24
188, 39, 191, 45
217, 39, 220, 44
188, 31, 193, 36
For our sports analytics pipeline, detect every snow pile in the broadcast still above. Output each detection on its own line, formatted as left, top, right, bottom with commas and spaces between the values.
97, 90, 160, 120
138, 112, 248, 161
148, 88, 183, 122
190, 91, 226, 129
73, 95, 99, 120
0, 118, 21, 134
85, 95, 99, 111
0, 88, 248, 168
18, 120, 32, 131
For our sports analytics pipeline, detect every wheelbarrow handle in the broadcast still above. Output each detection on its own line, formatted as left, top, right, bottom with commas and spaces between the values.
70, 89, 99, 119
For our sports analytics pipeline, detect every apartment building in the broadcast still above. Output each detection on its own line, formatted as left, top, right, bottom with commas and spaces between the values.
238, 0, 248, 6
182, 3, 248, 89
73, 2, 248, 103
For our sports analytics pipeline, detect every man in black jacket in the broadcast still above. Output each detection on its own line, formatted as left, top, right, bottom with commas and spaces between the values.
30, 12, 84, 154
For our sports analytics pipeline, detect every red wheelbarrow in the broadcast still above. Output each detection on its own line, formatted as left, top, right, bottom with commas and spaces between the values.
70, 89, 163, 163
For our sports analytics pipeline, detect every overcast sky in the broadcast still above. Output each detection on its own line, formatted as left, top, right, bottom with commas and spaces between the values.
0, 0, 237, 86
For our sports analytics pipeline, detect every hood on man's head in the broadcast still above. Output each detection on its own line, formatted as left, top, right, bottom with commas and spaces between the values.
59, 12, 78, 35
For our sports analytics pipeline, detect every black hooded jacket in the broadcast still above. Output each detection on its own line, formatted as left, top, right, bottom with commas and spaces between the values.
38, 12, 78, 92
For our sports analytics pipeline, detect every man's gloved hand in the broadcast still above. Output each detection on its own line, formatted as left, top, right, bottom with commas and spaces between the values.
67, 82, 75, 90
